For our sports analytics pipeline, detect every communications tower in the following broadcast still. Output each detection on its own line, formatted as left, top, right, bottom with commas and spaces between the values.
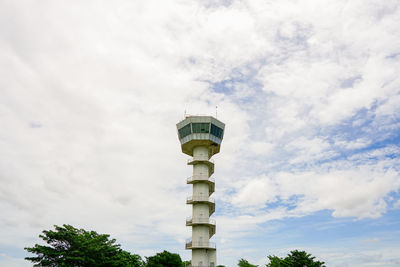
177, 116, 225, 267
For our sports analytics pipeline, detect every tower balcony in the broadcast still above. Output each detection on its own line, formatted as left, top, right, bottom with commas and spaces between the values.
186, 196, 215, 215
185, 238, 216, 250
187, 158, 214, 176
186, 217, 216, 237
187, 175, 215, 195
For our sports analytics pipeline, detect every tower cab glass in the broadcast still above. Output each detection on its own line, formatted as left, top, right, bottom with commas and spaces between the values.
177, 116, 225, 157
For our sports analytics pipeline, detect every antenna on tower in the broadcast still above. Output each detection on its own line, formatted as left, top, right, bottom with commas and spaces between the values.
184, 109, 187, 118
215, 106, 218, 118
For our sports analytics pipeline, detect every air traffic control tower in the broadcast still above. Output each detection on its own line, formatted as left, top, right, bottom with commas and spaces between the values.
177, 116, 225, 267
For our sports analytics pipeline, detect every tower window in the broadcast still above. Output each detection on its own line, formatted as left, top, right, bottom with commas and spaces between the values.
192, 123, 210, 133
210, 124, 223, 138
178, 124, 191, 139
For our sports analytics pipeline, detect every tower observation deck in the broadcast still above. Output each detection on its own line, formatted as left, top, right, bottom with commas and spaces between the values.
177, 116, 225, 267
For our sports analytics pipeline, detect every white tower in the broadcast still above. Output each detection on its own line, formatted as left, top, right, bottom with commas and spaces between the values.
177, 116, 225, 267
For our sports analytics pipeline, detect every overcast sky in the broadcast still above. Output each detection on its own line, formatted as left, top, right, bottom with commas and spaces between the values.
1, 0, 400, 266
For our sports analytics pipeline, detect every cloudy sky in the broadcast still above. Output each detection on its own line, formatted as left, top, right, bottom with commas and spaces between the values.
1, 0, 400, 266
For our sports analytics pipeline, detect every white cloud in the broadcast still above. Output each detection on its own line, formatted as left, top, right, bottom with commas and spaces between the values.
285, 137, 333, 164
248, 141, 275, 155
230, 163, 400, 219
232, 177, 278, 207
394, 199, 400, 209
334, 138, 371, 150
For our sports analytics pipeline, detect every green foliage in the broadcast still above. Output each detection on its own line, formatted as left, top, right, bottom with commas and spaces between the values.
24, 224, 143, 267
266, 250, 325, 267
216, 265, 226, 267
145, 250, 183, 267
182, 260, 191, 267
238, 258, 258, 267
266, 256, 283, 267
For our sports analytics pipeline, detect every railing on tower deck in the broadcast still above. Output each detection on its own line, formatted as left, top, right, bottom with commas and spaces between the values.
187, 158, 214, 164
186, 216, 216, 225
187, 176, 215, 183
186, 196, 215, 203
185, 238, 216, 249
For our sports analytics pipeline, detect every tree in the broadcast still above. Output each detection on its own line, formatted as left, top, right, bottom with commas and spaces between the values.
266, 250, 325, 267
182, 260, 191, 267
265, 256, 283, 267
145, 250, 182, 267
24, 224, 143, 267
238, 258, 258, 267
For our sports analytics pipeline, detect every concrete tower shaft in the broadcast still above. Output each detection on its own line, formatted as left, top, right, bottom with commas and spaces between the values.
177, 116, 225, 267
